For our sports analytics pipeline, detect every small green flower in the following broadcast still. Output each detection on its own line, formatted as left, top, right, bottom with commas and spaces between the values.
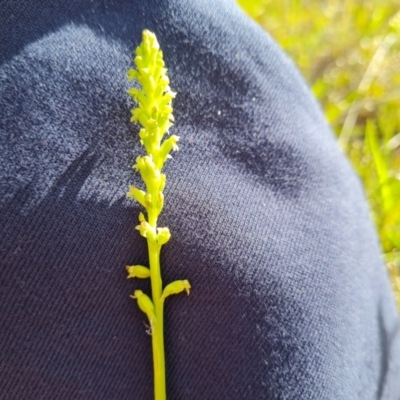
126, 265, 151, 279
161, 280, 191, 302
130, 290, 155, 322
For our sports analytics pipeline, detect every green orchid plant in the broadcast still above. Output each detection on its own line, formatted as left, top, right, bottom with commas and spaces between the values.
125, 30, 191, 400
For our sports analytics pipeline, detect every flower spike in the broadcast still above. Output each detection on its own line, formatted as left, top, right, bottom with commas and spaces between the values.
125, 30, 190, 400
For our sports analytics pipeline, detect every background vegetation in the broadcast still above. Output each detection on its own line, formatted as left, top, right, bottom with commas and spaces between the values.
237, 0, 400, 307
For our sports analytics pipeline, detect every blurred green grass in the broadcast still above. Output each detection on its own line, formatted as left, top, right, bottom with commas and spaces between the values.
237, 0, 400, 307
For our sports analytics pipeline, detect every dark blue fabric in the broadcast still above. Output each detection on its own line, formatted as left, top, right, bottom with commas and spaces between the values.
1, 0, 400, 398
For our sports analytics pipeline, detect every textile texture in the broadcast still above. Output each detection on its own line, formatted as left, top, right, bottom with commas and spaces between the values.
1, 0, 400, 399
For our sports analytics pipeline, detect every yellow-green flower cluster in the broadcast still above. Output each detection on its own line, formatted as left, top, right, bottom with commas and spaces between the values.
126, 29, 179, 234
127, 30, 179, 168
125, 30, 191, 400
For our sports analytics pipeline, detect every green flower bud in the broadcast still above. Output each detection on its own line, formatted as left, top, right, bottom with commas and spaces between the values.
156, 227, 171, 245
127, 69, 138, 81
138, 212, 146, 222
126, 265, 151, 279
139, 128, 147, 140
127, 186, 146, 208
133, 155, 161, 190
155, 192, 164, 212
159, 174, 166, 192
161, 280, 191, 302
131, 290, 155, 321
134, 55, 144, 70
156, 135, 180, 168
136, 221, 156, 241
144, 193, 152, 208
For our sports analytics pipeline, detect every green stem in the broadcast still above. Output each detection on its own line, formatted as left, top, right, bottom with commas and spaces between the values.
148, 214, 166, 400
